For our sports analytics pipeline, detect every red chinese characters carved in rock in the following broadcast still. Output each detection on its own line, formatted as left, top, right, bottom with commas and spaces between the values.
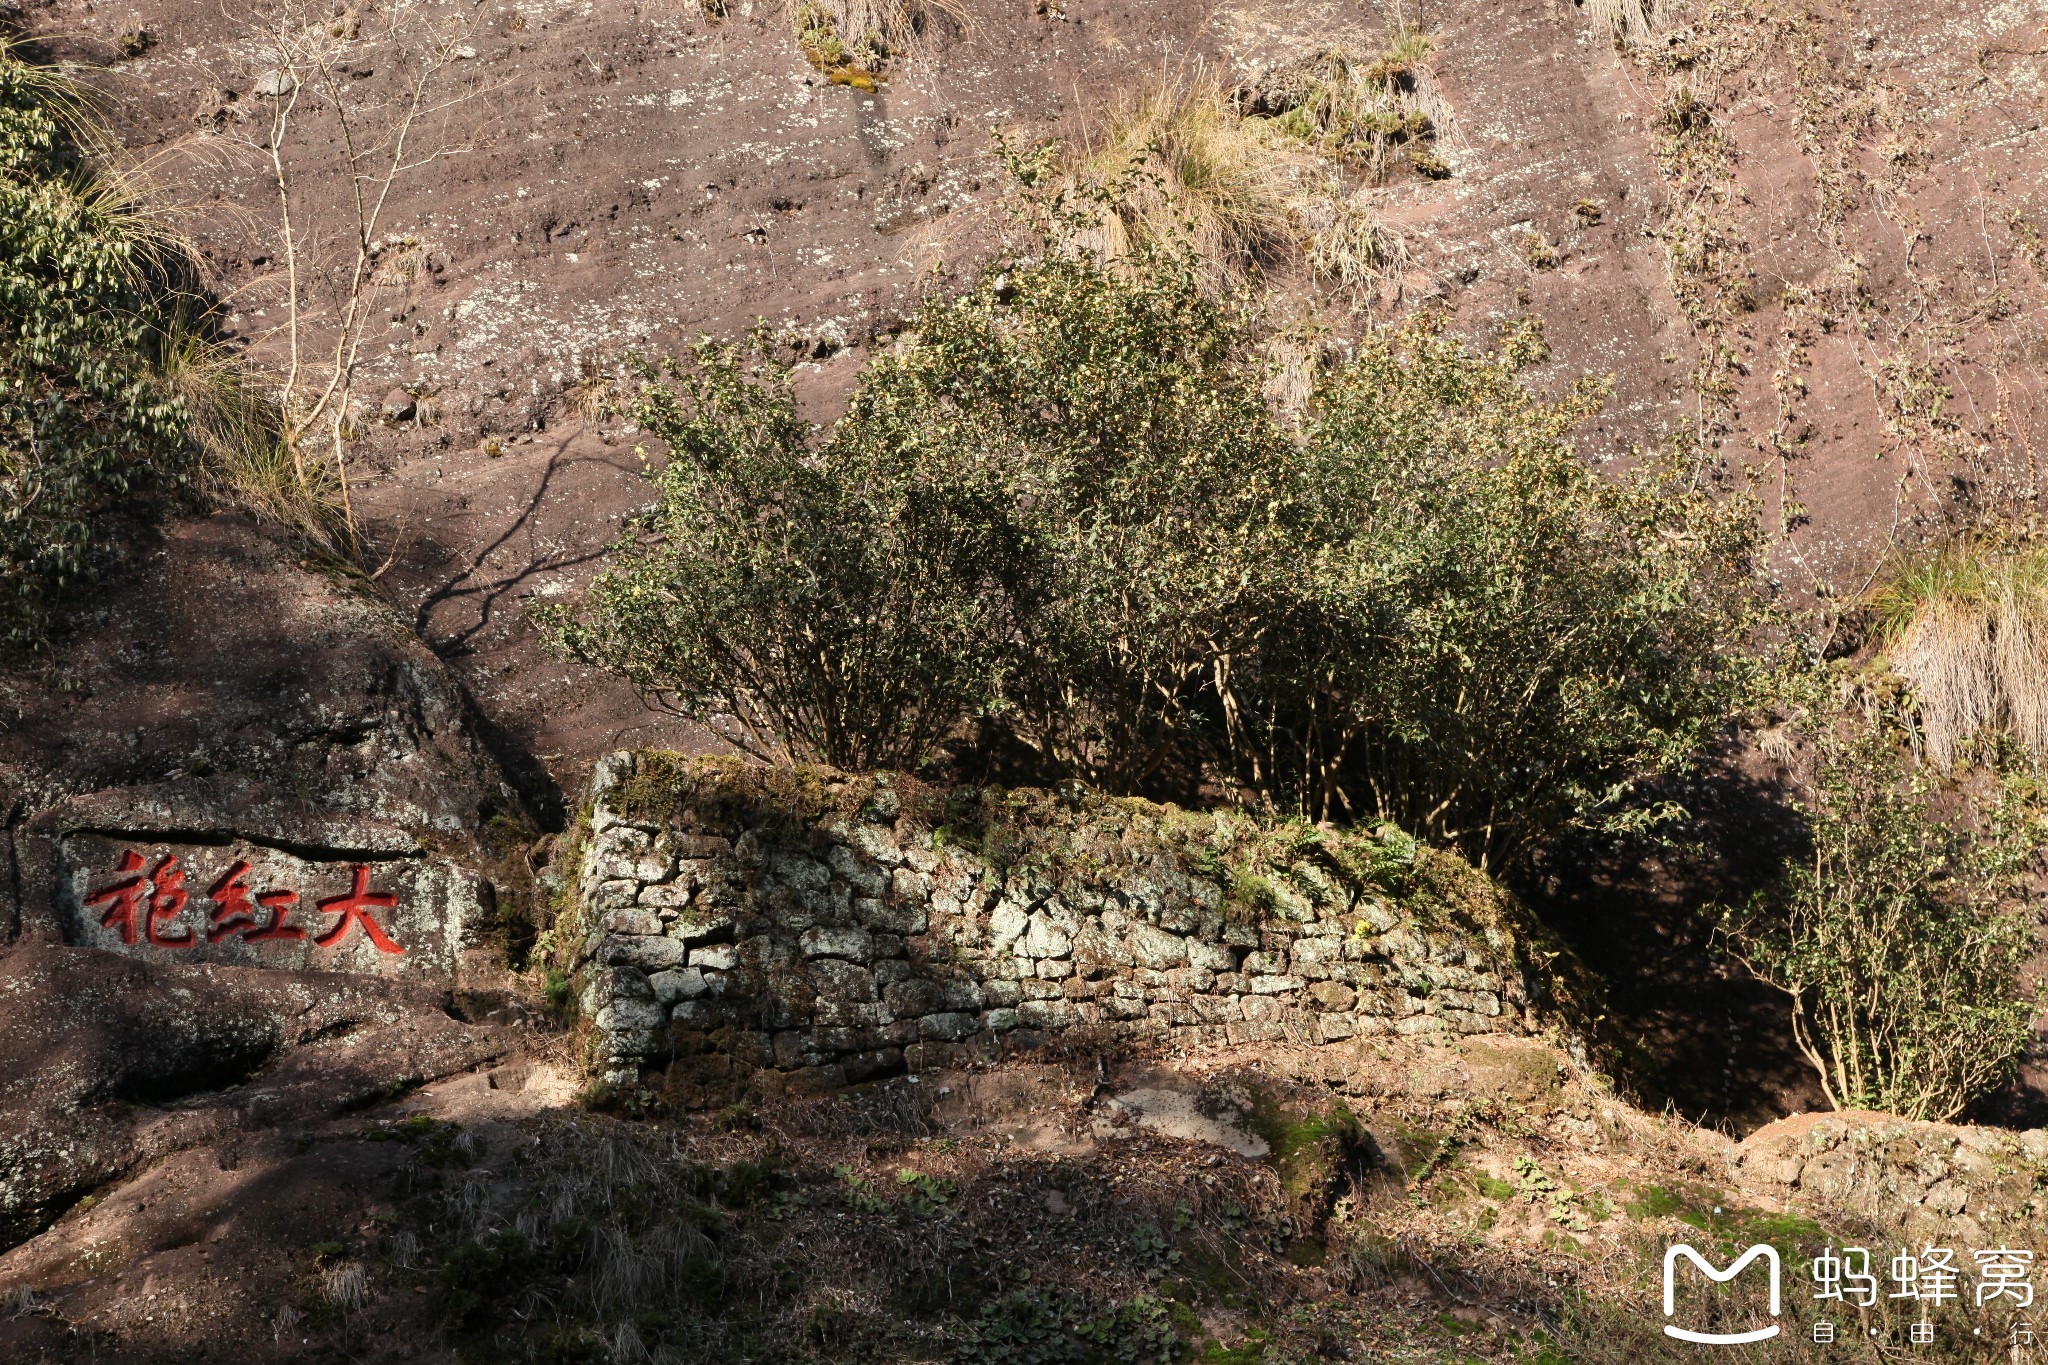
82, 851, 194, 947
83, 852, 405, 955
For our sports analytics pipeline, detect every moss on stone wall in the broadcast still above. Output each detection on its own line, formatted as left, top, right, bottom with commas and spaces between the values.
571, 752, 1606, 1092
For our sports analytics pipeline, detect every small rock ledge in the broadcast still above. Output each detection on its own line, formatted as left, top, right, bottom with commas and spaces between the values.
1738, 1112, 2048, 1247
566, 753, 1588, 1093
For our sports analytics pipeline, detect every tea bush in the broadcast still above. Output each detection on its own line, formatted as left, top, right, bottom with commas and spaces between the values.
1720, 720, 2041, 1122
538, 241, 1765, 869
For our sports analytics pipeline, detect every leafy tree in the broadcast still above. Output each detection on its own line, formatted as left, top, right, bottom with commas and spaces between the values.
1719, 721, 2042, 1122
0, 40, 191, 648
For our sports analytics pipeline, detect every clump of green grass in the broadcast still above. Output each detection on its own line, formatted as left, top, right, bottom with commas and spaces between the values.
1241, 24, 1452, 185
1473, 1173, 1514, 1201
1246, 1092, 1370, 1214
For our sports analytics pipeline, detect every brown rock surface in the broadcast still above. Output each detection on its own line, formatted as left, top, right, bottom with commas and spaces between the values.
0, 517, 536, 1262
0, 513, 519, 873
6, 0, 2048, 1351
0, 942, 519, 1248
22, 0, 2045, 805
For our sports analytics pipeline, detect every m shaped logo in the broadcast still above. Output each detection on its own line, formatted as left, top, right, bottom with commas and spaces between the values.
1663, 1244, 1782, 1344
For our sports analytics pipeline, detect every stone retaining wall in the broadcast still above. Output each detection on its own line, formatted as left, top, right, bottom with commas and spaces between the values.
568, 754, 1581, 1090
1737, 1113, 2048, 1247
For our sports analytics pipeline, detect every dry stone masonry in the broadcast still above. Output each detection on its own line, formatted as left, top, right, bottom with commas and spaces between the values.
569, 753, 1582, 1090
1737, 1114, 2048, 1248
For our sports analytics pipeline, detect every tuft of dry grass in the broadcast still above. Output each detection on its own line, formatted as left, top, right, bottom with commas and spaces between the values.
565, 359, 621, 421
319, 1259, 369, 1311
1040, 20, 1450, 296
1061, 69, 1302, 287
1293, 181, 1407, 294
1869, 541, 2048, 770
1261, 320, 1330, 424
157, 317, 351, 555
789, 0, 966, 85
1583, 0, 1663, 48
1994, 580, 2048, 758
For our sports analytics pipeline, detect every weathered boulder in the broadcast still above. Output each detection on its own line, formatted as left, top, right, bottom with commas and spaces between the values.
0, 515, 522, 959
0, 517, 538, 1253
0, 943, 514, 1248
1735, 1111, 2048, 1245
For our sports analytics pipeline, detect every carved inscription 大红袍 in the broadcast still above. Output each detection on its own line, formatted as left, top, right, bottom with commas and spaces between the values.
82, 850, 405, 954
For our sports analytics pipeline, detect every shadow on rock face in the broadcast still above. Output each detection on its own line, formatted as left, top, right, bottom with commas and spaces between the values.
0, 512, 554, 1248
0, 511, 522, 848
0, 943, 518, 1250
1519, 748, 1826, 1133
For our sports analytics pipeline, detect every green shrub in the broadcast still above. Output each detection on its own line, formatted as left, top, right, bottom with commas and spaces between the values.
1719, 720, 2042, 1121
963, 1289, 1181, 1365
840, 246, 1289, 792
1252, 315, 1764, 866
0, 40, 192, 649
531, 334, 1020, 770
539, 242, 1762, 868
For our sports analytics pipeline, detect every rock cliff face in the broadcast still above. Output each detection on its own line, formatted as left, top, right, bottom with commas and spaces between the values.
567, 753, 1593, 1094
0, 518, 537, 1251
0, 515, 523, 961
28, 0, 2045, 815
0, 943, 515, 1248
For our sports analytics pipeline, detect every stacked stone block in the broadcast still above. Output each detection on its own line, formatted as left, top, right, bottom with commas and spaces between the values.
574, 754, 1538, 1088
1738, 1116, 2048, 1247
